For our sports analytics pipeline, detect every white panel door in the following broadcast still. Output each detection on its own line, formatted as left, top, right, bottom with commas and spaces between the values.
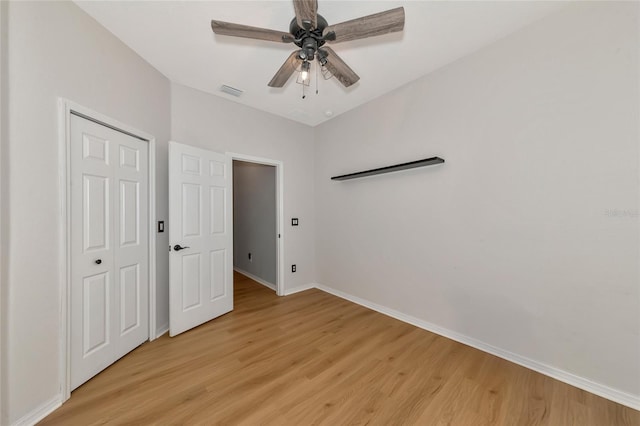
169, 141, 232, 337
70, 114, 149, 390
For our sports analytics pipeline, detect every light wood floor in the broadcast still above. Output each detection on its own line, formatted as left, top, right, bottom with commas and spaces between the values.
41, 272, 639, 425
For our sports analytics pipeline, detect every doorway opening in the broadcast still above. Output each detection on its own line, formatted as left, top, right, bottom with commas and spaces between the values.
229, 154, 284, 296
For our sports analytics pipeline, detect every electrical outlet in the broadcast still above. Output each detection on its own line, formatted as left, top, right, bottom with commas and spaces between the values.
248, 253, 252, 262
292, 218, 299, 226
291, 264, 296, 273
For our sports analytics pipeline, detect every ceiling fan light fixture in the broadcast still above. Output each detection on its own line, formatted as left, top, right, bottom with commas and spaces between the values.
301, 61, 310, 81
321, 64, 333, 80
296, 60, 311, 86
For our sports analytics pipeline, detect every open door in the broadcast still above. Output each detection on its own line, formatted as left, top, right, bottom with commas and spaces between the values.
169, 141, 233, 337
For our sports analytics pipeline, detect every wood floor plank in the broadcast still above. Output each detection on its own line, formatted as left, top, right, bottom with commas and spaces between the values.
40, 272, 640, 425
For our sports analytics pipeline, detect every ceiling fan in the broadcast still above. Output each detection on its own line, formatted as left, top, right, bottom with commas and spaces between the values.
211, 1, 405, 88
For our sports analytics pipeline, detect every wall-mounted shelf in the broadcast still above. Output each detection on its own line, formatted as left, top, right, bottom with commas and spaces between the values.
331, 157, 445, 181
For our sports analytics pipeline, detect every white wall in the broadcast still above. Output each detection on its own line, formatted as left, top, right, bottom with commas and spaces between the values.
233, 161, 277, 286
314, 1, 639, 401
171, 83, 316, 293
5, 2, 171, 423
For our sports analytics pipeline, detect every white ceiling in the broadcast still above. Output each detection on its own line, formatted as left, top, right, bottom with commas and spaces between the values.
76, 1, 567, 127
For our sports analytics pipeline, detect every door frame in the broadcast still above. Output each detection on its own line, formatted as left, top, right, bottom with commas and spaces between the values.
228, 153, 285, 296
57, 99, 157, 401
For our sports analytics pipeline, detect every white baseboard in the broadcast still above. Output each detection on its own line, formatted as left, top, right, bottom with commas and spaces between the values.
234, 267, 275, 291
155, 323, 169, 339
315, 283, 640, 411
283, 283, 316, 296
11, 394, 62, 426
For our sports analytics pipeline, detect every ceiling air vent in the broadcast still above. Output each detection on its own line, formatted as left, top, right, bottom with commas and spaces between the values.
220, 85, 243, 97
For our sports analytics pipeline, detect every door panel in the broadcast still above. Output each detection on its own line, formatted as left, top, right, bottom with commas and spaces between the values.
210, 160, 225, 177
119, 145, 139, 170
181, 153, 201, 175
169, 141, 233, 337
210, 186, 225, 234
210, 249, 226, 300
82, 133, 109, 164
83, 175, 109, 251
120, 264, 140, 334
120, 180, 139, 246
182, 253, 202, 310
182, 183, 201, 237
83, 272, 109, 355
70, 114, 149, 390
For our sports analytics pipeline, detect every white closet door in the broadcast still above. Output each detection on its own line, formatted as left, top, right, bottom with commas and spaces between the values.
169, 141, 233, 337
70, 114, 149, 390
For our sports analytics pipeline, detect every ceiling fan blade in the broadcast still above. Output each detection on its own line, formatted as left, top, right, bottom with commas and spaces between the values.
211, 20, 294, 43
321, 47, 359, 88
323, 7, 405, 44
293, 0, 318, 30
268, 51, 303, 87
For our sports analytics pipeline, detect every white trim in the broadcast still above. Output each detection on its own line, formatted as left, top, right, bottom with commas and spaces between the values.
0, 1, 7, 421
57, 99, 72, 402
10, 394, 62, 426
234, 267, 276, 291
284, 283, 316, 296
226, 152, 285, 297
58, 99, 158, 402
148, 141, 157, 342
314, 283, 640, 411
155, 324, 169, 339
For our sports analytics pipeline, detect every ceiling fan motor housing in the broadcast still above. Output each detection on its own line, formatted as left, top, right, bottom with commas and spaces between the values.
290, 14, 328, 61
